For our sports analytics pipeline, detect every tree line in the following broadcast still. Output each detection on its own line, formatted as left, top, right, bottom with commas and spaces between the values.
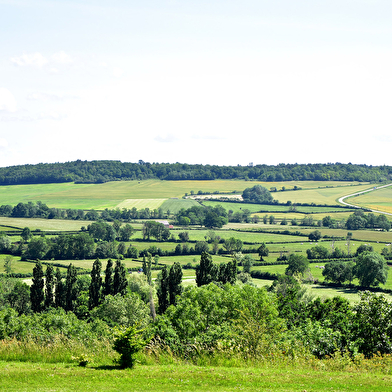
0, 160, 391, 185
2, 252, 392, 366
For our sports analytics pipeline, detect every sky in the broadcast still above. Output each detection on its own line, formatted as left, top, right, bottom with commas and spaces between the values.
1, 0, 392, 168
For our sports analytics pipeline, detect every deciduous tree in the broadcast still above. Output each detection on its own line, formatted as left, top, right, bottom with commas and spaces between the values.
354, 251, 388, 287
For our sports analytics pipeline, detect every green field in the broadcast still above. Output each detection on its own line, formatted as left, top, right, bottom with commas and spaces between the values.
347, 185, 392, 214
0, 180, 374, 210
1, 361, 391, 392
273, 183, 377, 205
1, 179, 392, 302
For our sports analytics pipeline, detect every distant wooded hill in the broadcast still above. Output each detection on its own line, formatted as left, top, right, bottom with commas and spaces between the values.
0, 160, 390, 185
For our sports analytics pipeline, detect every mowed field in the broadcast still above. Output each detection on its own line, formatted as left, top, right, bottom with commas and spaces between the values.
346, 185, 392, 214
272, 183, 376, 205
0, 180, 373, 210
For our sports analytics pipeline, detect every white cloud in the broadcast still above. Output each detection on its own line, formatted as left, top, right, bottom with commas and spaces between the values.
26, 91, 79, 101
0, 88, 17, 113
10, 51, 73, 72
0, 110, 66, 122
154, 134, 179, 143
10, 52, 48, 68
51, 51, 73, 64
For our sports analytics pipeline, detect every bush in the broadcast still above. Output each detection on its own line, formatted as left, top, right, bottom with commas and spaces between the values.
113, 324, 147, 368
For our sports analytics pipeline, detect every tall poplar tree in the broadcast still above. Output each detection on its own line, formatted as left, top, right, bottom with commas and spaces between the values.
65, 263, 78, 311
157, 265, 169, 314
142, 253, 152, 285
113, 259, 128, 296
30, 260, 45, 312
44, 263, 55, 309
103, 258, 114, 297
168, 262, 183, 306
54, 267, 65, 308
89, 258, 102, 309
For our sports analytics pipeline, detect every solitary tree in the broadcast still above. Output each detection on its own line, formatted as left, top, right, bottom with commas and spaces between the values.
354, 251, 388, 287
322, 260, 354, 285
285, 254, 309, 277
257, 243, 269, 261
223, 237, 243, 254
21, 227, 32, 242
308, 230, 321, 242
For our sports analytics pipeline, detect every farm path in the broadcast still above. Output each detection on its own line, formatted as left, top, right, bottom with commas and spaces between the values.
338, 183, 392, 216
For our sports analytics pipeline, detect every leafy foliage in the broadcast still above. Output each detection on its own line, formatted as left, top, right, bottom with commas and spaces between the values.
354, 251, 389, 287
242, 185, 274, 204
285, 254, 310, 277
1, 160, 389, 185
113, 324, 148, 368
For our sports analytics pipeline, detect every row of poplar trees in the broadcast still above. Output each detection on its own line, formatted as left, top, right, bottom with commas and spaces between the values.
30, 258, 128, 313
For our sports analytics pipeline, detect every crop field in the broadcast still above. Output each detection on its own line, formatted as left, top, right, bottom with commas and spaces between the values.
160, 197, 200, 213
0, 217, 90, 232
273, 183, 377, 205
203, 200, 354, 214
115, 198, 167, 210
346, 185, 392, 214
0, 180, 373, 210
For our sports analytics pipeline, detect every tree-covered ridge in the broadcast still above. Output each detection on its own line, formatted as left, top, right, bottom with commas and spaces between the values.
0, 160, 391, 185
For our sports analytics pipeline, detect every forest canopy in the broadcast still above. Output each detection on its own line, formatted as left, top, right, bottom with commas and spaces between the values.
0, 160, 390, 185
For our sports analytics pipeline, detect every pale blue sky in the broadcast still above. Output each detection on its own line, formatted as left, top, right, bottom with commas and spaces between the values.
1, 0, 392, 167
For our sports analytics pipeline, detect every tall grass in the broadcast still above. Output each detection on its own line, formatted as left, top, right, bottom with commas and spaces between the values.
0, 335, 115, 364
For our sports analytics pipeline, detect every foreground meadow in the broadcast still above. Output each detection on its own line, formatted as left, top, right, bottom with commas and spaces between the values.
1, 360, 392, 392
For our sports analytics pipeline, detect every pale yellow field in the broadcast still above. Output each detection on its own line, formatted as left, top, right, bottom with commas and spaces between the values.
273, 183, 377, 205
347, 185, 392, 214
0, 217, 89, 231
115, 198, 167, 210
